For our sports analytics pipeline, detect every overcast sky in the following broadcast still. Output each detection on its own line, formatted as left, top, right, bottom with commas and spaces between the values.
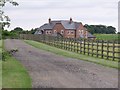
3, 0, 119, 31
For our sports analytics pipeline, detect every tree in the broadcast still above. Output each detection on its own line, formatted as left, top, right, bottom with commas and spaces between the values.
13, 27, 23, 31
84, 24, 116, 34
107, 26, 116, 34
2, 29, 18, 39
117, 32, 120, 34
29, 28, 38, 34
11, 27, 23, 34
0, 0, 18, 29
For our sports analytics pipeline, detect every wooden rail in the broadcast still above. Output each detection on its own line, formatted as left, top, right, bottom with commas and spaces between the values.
20, 34, 120, 61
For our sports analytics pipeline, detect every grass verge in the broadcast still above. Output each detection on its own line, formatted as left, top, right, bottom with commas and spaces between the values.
2, 40, 32, 88
25, 40, 118, 69
0, 40, 2, 89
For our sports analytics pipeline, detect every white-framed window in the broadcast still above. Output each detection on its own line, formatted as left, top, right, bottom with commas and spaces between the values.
82, 30, 84, 34
54, 30, 57, 34
46, 31, 49, 34
61, 30, 64, 34
79, 30, 81, 34
71, 31, 74, 34
49, 31, 52, 34
67, 31, 70, 34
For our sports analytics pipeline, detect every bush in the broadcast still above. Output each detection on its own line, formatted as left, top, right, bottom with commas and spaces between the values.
2, 49, 18, 61
2, 51, 9, 61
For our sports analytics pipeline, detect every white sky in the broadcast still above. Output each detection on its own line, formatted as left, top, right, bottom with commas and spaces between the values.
3, 0, 119, 31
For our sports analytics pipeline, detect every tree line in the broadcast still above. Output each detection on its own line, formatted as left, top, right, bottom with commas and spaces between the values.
84, 24, 117, 34
1, 24, 119, 39
1, 27, 38, 39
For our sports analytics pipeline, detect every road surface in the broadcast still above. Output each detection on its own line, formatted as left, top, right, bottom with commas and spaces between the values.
4, 39, 118, 88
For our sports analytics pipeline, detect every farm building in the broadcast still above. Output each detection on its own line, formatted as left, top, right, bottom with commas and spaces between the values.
35, 18, 95, 39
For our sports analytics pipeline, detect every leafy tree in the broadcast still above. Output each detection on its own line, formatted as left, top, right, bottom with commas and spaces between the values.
84, 24, 116, 34
107, 26, 116, 34
0, 0, 18, 29
13, 27, 23, 31
2, 29, 18, 39
29, 28, 38, 34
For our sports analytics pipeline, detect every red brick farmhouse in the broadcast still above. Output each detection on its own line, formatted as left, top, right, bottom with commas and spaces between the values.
35, 18, 95, 39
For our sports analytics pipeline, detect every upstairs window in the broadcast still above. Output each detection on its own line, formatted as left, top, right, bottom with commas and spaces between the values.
79, 30, 82, 34
82, 30, 84, 34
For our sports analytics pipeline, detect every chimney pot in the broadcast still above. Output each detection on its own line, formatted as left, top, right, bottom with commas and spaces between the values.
49, 18, 51, 23
70, 17, 72, 24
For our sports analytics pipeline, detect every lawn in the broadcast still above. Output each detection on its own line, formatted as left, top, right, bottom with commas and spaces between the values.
94, 34, 119, 41
2, 40, 32, 88
0, 40, 2, 89
0, 40, 2, 53
25, 40, 118, 69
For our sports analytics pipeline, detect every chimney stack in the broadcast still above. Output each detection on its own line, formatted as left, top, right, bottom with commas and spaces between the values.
49, 18, 51, 23
70, 17, 72, 24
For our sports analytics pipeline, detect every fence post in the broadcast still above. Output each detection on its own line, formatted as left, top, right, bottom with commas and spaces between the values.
83, 39, 85, 55
106, 40, 109, 60
91, 39, 94, 57
68, 38, 70, 51
74, 39, 75, 52
66, 38, 68, 50
77, 39, 79, 53
96, 40, 99, 58
101, 40, 104, 59
112, 41, 115, 61
80, 39, 82, 54
70, 39, 72, 51
63, 38, 65, 49
60, 37, 62, 48
66, 38, 67, 50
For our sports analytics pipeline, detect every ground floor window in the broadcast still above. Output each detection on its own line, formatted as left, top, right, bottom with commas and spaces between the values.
61, 30, 64, 34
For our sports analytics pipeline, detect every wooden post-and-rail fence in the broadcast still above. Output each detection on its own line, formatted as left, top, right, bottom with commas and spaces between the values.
20, 34, 120, 61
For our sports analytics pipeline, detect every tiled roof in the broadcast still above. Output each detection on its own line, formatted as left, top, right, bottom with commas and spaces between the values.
38, 20, 81, 30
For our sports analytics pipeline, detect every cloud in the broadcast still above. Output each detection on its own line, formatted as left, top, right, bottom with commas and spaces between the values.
3, 0, 119, 31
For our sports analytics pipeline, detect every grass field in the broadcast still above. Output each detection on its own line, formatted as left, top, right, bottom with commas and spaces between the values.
94, 34, 119, 41
25, 40, 118, 69
2, 40, 32, 88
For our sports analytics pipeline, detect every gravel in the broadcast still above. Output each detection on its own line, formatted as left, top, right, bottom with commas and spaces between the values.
4, 39, 118, 88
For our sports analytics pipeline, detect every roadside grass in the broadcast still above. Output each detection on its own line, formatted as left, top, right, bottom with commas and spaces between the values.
25, 40, 118, 69
2, 40, 32, 88
94, 34, 119, 41
0, 40, 2, 89
0, 40, 2, 53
